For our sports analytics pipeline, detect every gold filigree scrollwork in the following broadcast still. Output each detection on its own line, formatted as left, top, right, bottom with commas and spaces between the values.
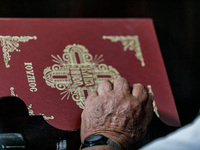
0, 36, 37, 68
102, 35, 145, 67
147, 85, 160, 118
10, 87, 18, 97
10, 87, 54, 120
43, 44, 120, 109
27, 104, 54, 120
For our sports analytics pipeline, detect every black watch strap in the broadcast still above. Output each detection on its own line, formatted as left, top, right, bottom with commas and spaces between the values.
80, 134, 122, 150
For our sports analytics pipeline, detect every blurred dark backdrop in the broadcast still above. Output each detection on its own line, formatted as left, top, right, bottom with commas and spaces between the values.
0, 0, 199, 126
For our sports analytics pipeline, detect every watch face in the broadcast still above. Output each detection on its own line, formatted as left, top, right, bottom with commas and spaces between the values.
82, 134, 122, 150
86, 134, 104, 142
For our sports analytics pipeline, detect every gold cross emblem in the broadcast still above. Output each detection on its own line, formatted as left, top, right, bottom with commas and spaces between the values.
43, 44, 120, 109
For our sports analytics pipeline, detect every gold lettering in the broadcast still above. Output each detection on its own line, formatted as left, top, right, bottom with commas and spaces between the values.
30, 87, 37, 92
84, 78, 94, 86
71, 68, 80, 74
24, 62, 32, 66
25, 63, 33, 70
81, 68, 94, 86
72, 74, 83, 86
82, 70, 93, 78
29, 82, 37, 87
26, 70, 34, 76
24, 62, 37, 92
27, 75, 36, 82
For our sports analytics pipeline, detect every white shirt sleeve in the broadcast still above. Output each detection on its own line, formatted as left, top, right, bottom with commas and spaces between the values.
140, 115, 200, 150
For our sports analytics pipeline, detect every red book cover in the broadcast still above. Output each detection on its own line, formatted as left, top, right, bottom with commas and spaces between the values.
0, 18, 180, 130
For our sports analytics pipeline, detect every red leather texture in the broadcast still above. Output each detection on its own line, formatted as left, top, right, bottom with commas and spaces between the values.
0, 18, 180, 130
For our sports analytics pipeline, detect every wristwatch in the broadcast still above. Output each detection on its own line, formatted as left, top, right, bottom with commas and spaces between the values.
80, 134, 122, 150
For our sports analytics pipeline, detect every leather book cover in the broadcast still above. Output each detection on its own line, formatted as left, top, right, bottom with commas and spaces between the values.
0, 18, 180, 130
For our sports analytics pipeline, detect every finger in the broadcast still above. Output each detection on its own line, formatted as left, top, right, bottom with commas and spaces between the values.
97, 80, 113, 95
113, 77, 131, 93
85, 91, 98, 105
132, 83, 148, 104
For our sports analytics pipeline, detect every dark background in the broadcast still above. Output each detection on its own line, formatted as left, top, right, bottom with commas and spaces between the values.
0, 0, 200, 148
1, 0, 199, 126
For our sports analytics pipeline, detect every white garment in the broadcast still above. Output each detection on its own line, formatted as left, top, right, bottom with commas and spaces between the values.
140, 115, 200, 150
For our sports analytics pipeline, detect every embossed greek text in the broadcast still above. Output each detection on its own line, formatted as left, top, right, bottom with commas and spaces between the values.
24, 62, 37, 92
81, 68, 94, 86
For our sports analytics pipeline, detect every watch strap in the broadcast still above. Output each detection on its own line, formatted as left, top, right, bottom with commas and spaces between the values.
80, 134, 122, 150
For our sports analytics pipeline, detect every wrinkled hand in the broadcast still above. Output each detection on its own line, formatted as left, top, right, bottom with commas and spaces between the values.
81, 77, 154, 150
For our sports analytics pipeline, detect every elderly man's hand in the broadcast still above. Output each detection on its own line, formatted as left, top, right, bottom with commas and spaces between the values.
81, 77, 154, 150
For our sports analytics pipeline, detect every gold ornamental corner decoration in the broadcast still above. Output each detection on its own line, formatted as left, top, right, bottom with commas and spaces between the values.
43, 44, 120, 109
102, 35, 145, 67
147, 85, 160, 118
10, 87, 54, 120
28, 104, 54, 120
10, 87, 18, 97
0, 36, 37, 68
